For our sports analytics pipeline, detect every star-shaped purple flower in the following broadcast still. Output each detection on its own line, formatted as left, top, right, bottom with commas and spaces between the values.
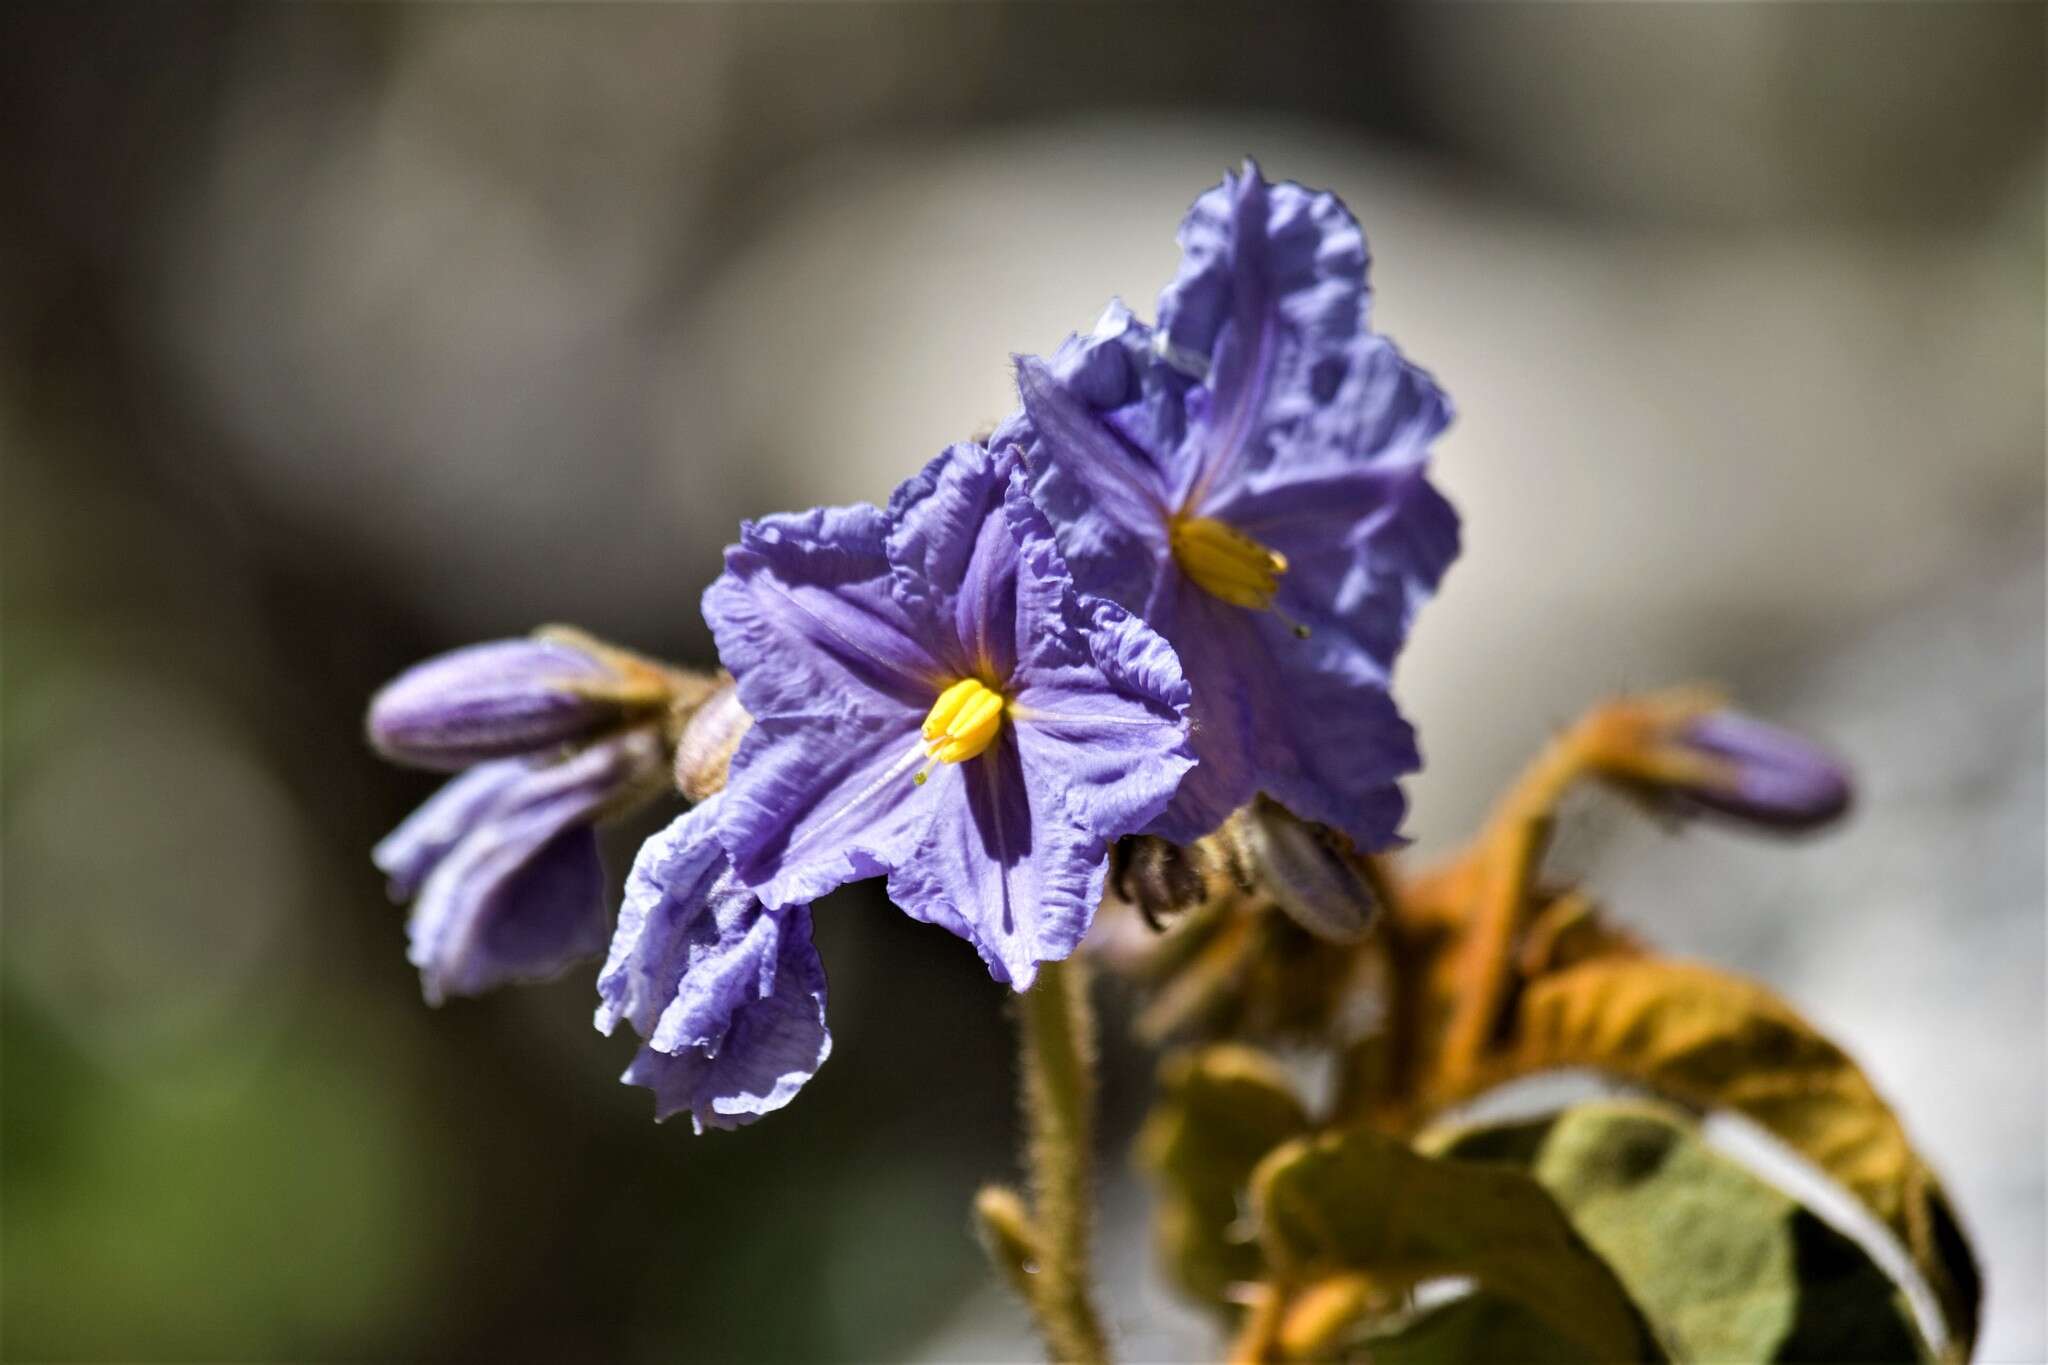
1004, 161, 1459, 848
597, 797, 830, 1131
703, 443, 1194, 987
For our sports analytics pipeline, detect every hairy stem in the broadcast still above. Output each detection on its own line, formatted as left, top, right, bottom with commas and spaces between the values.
1016, 956, 1112, 1365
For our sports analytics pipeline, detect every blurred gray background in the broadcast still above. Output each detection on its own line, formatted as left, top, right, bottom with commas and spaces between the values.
3, 5, 2041, 1362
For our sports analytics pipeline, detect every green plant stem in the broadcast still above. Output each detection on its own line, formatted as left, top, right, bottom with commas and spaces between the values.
1016, 957, 1112, 1365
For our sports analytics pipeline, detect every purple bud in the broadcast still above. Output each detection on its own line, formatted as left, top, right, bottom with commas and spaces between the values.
367, 638, 643, 770
1669, 712, 1853, 832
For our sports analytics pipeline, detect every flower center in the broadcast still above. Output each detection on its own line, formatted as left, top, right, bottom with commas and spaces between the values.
1168, 514, 1288, 610
921, 678, 1006, 766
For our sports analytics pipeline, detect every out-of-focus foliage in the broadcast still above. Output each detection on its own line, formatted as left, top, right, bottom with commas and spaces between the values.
1, 996, 442, 1358
1121, 693, 1981, 1363
1249, 1122, 1659, 1362
1364, 1291, 1587, 1365
1136, 1045, 1309, 1312
1495, 959, 1982, 1351
1427, 1102, 1929, 1363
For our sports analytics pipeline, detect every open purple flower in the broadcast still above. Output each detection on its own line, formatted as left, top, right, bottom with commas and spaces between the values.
597, 797, 829, 1131
1005, 161, 1459, 849
703, 443, 1195, 987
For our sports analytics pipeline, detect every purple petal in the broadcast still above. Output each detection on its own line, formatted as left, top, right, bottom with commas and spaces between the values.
406, 823, 609, 1005
598, 799, 750, 1038
1208, 334, 1453, 530
884, 444, 1020, 682
403, 730, 662, 1004
1004, 468, 1195, 836
373, 758, 532, 899
1147, 581, 1417, 850
1162, 163, 1372, 508
704, 502, 949, 720
883, 734, 1104, 989
1006, 304, 1192, 611
367, 638, 621, 771
1228, 468, 1461, 679
603, 802, 830, 1132
1015, 356, 1174, 541
471, 827, 609, 970
620, 917, 830, 1133
715, 709, 935, 908
1157, 159, 1369, 384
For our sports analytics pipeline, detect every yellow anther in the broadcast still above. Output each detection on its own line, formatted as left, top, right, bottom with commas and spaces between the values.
1169, 514, 1289, 610
921, 678, 1006, 766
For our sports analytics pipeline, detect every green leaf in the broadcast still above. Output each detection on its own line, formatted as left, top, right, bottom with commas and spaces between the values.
1366, 1292, 1595, 1365
1250, 1123, 1660, 1361
1135, 1045, 1309, 1312
1501, 959, 1980, 1357
1428, 1102, 1931, 1363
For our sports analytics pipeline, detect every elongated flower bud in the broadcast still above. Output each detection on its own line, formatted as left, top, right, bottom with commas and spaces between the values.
1666, 711, 1853, 832
1239, 801, 1379, 943
368, 635, 668, 771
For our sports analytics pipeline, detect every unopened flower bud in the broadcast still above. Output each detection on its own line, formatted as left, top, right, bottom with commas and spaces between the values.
368, 634, 670, 771
1239, 800, 1379, 943
673, 679, 751, 802
1665, 711, 1853, 832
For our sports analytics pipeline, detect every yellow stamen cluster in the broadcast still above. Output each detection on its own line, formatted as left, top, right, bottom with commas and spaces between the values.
1169, 514, 1289, 611
919, 678, 1006, 778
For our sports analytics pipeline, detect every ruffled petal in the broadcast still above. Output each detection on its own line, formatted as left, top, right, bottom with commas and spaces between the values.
883, 734, 1105, 989
1163, 163, 1374, 510
704, 502, 947, 720
1157, 159, 1368, 396
884, 444, 1020, 682
1004, 466, 1195, 841
603, 798, 832, 1132
1005, 304, 1191, 613
706, 501, 961, 907
1015, 355, 1174, 539
715, 708, 938, 908
597, 799, 745, 1037
1148, 580, 1418, 850
621, 919, 829, 1133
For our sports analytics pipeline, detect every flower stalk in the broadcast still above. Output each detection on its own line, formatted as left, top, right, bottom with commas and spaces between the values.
1011, 956, 1112, 1365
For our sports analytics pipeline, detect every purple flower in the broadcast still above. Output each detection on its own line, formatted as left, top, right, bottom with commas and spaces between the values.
1665, 711, 1853, 832
703, 443, 1195, 987
1005, 161, 1458, 849
596, 797, 829, 1131
375, 729, 666, 1003
367, 633, 671, 771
